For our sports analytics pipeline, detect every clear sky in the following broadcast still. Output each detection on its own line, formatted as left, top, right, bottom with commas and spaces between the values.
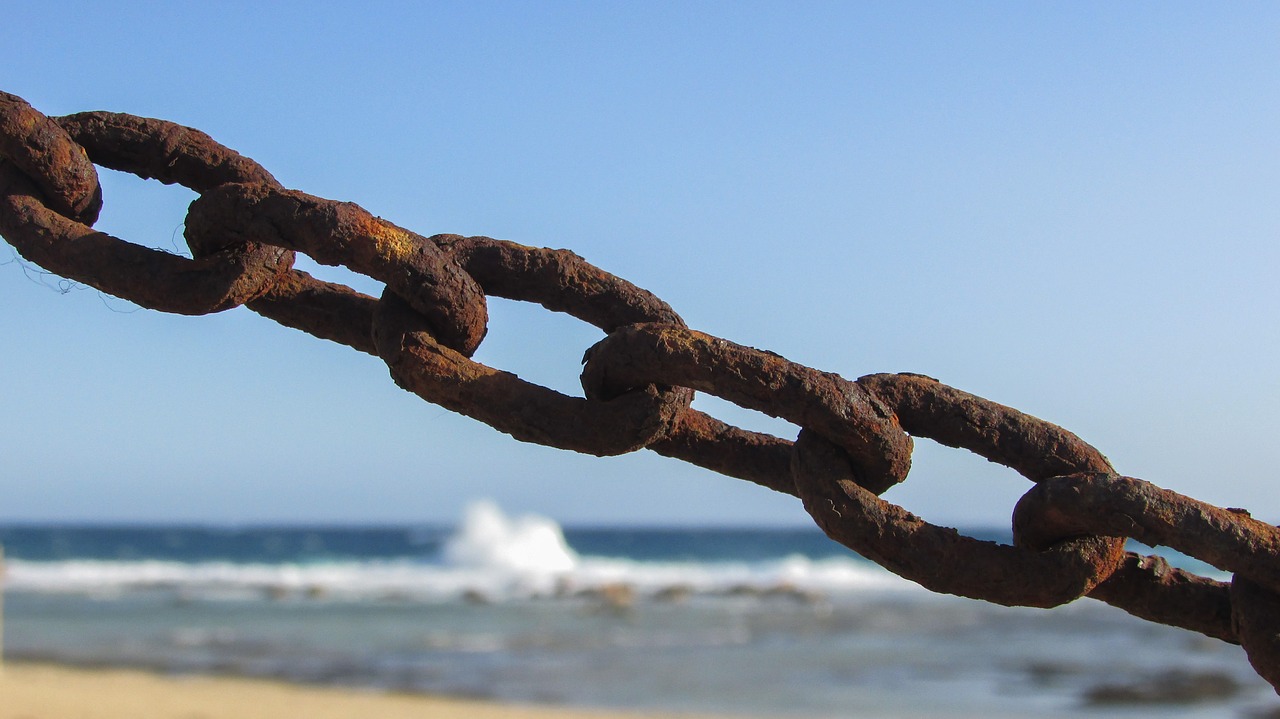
2, 2, 1277, 527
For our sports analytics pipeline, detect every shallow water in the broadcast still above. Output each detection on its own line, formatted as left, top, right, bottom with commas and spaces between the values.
2, 504, 1276, 718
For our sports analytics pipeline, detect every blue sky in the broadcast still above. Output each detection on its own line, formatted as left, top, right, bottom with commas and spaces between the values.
2, 2, 1277, 527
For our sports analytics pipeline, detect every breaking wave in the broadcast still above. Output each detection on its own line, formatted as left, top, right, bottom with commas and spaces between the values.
3, 500, 915, 602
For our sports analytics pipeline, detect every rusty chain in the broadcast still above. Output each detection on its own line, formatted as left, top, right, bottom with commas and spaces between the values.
3, 91, 1278, 692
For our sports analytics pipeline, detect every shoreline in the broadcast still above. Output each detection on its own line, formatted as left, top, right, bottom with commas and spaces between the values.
0, 661, 735, 719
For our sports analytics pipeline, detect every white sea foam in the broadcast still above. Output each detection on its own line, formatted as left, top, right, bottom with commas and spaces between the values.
2, 500, 917, 601
1, 554, 914, 601
442, 500, 579, 573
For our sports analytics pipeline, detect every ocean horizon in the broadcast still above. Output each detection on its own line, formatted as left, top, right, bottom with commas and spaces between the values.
1, 501, 1273, 719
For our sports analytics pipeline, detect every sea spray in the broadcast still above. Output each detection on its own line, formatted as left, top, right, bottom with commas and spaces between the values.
0, 503, 1272, 717
442, 500, 579, 574
0, 502, 908, 602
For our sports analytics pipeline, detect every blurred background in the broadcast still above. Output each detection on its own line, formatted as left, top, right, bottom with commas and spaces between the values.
2, 3, 1278, 717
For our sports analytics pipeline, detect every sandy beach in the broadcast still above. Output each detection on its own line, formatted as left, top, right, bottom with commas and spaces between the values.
2, 526, 1272, 719
0, 663, 732, 719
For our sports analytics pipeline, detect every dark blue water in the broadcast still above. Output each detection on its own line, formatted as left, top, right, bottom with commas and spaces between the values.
0, 523, 948, 563
0, 525, 449, 563
0, 512, 1271, 719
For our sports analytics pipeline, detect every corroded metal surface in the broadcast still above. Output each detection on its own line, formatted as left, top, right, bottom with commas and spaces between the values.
0, 93, 101, 224
188, 183, 488, 356
1088, 553, 1235, 642
792, 429, 1125, 608
247, 270, 380, 355
3, 91, 1279, 694
55, 111, 281, 191
582, 323, 912, 494
858, 372, 1114, 481
650, 410, 797, 496
373, 291, 692, 456
0, 162, 293, 315
1014, 473, 1280, 593
434, 234, 685, 331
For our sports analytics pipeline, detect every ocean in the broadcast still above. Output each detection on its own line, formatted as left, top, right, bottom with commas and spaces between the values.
1, 501, 1274, 719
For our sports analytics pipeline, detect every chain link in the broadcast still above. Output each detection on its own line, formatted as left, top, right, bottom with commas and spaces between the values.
3, 91, 1277, 694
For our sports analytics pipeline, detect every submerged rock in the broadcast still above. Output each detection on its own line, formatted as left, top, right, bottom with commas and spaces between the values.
1083, 670, 1242, 706
652, 584, 693, 603
578, 582, 635, 611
